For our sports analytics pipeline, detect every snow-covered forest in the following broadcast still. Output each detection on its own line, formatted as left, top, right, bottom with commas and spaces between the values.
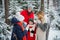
0, 0, 60, 40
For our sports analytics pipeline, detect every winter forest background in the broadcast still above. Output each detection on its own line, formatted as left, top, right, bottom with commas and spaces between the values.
0, 0, 60, 40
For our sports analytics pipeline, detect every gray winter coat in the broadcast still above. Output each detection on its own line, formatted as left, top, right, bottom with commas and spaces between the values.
36, 23, 48, 40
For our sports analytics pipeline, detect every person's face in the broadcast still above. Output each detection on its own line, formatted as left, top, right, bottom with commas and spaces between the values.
28, 7, 32, 12
29, 21, 33, 25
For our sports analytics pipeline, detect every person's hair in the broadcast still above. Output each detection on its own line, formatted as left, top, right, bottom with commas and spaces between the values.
37, 11, 44, 16
29, 18, 34, 24
36, 11, 44, 21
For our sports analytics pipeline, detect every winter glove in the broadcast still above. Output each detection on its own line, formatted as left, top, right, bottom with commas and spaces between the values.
31, 30, 34, 33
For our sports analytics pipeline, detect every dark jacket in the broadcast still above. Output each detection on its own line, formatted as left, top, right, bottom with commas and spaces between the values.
11, 17, 27, 40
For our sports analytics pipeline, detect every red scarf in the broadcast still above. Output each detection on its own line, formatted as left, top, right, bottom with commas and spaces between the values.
17, 22, 24, 31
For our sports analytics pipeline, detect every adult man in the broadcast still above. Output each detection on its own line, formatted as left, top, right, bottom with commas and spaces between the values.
20, 4, 34, 24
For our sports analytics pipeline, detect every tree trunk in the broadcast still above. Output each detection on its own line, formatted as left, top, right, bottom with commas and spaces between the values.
46, 0, 50, 40
41, 0, 44, 11
4, 0, 10, 25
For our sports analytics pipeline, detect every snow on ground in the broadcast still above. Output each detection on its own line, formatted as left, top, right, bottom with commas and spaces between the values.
48, 27, 60, 40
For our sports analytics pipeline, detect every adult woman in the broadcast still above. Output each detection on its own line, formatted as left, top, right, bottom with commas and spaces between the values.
36, 11, 48, 40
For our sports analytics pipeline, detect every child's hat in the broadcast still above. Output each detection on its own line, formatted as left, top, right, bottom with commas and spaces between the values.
15, 12, 25, 21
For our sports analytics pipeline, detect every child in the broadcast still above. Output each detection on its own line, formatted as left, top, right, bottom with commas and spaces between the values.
26, 19, 36, 40
11, 12, 27, 40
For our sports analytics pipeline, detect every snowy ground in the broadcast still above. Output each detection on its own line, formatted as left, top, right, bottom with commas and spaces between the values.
48, 27, 60, 40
